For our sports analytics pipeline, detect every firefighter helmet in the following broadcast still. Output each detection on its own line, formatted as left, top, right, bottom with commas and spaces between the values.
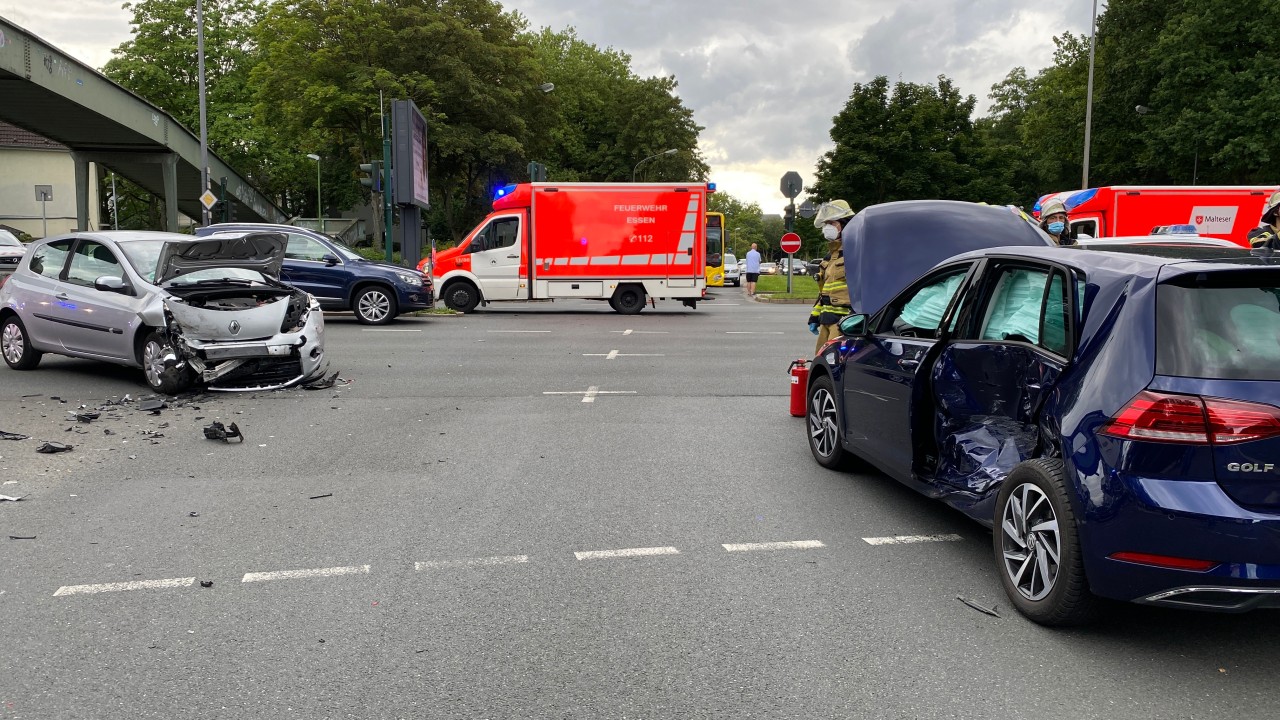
1039, 197, 1068, 220
813, 199, 855, 228
1262, 191, 1280, 224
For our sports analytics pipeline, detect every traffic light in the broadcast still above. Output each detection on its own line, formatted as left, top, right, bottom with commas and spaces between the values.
359, 161, 382, 192
219, 177, 230, 223
784, 202, 796, 232
227, 200, 237, 222
527, 161, 547, 182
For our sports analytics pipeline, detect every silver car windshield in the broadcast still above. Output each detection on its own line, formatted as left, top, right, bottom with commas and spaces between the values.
118, 240, 165, 283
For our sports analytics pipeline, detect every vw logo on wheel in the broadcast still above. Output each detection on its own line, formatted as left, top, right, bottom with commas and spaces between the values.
228, 320, 241, 335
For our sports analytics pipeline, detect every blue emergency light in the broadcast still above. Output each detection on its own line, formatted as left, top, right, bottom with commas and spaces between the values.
494, 183, 518, 200
706, 182, 717, 193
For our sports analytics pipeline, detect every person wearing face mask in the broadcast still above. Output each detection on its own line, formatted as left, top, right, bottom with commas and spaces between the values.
1039, 197, 1074, 245
1248, 191, 1280, 249
808, 200, 856, 353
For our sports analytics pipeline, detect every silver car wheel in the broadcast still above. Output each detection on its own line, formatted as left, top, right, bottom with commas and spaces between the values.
357, 290, 391, 322
143, 338, 169, 389
2, 322, 24, 364
809, 386, 839, 458
1000, 482, 1061, 602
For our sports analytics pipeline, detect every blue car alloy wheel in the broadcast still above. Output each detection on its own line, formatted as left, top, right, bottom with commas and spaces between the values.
994, 459, 1098, 626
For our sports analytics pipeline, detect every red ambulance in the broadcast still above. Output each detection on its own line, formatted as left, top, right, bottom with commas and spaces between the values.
421, 182, 709, 313
1033, 186, 1278, 247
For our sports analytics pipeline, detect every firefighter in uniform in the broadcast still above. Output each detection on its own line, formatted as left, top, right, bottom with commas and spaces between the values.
1248, 191, 1280, 249
1039, 197, 1074, 246
808, 200, 856, 354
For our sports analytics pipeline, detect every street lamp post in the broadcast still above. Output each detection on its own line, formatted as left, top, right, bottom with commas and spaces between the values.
306, 153, 322, 231
1081, 0, 1098, 190
197, 0, 210, 225
632, 149, 678, 182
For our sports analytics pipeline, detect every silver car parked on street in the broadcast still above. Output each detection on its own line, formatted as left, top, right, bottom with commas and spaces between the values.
0, 230, 328, 393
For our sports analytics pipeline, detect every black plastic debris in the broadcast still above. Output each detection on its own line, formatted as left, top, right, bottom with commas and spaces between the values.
202, 422, 243, 444
188, 512, 199, 517
36, 442, 73, 454
0, 430, 29, 441
309, 493, 333, 500
9, 535, 35, 540
71, 411, 100, 423
957, 596, 1000, 618
103, 429, 115, 436
200, 580, 213, 588
302, 371, 341, 390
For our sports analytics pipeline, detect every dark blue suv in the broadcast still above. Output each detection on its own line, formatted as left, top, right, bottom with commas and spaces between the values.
197, 224, 433, 324
808, 200, 1280, 625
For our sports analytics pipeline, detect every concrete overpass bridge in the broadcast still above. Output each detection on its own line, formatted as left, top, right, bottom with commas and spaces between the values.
0, 17, 286, 231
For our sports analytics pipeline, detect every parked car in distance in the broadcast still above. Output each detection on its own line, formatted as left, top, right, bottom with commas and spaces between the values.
0, 230, 328, 393
197, 223, 433, 324
723, 253, 740, 286
0, 229, 25, 281
808, 200, 1280, 625
777, 258, 806, 275
805, 257, 825, 277
759, 262, 777, 275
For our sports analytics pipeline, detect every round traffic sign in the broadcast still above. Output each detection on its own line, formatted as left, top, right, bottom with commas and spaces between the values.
780, 232, 802, 254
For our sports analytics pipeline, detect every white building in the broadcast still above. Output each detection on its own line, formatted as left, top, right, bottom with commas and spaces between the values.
0, 121, 101, 238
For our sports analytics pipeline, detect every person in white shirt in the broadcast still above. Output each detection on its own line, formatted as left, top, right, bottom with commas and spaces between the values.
744, 243, 762, 296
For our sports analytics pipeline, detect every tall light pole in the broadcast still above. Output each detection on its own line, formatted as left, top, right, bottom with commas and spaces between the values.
306, 153, 322, 230
633, 149, 678, 182
197, 0, 210, 225
1081, 0, 1099, 190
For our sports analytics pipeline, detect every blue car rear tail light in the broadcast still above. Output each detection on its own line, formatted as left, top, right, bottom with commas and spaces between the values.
1099, 390, 1280, 445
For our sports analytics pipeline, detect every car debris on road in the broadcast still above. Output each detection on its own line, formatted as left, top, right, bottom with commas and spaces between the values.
202, 421, 243, 443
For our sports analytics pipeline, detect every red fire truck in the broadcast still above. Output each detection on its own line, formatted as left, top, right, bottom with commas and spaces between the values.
421, 182, 709, 313
1034, 186, 1278, 247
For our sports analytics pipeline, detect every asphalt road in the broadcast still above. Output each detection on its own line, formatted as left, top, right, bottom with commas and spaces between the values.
1, 290, 1276, 719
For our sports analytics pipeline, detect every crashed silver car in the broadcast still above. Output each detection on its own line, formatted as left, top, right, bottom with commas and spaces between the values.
0, 230, 328, 393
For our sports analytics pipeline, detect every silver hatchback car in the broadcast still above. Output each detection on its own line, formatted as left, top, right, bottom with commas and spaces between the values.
0, 230, 328, 393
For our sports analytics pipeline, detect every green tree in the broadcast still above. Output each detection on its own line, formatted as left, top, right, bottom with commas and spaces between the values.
254, 0, 552, 241
103, 0, 296, 225
708, 191, 763, 258
526, 28, 709, 184
811, 75, 1015, 208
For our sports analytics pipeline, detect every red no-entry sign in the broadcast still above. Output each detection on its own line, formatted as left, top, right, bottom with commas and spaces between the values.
780, 232, 802, 254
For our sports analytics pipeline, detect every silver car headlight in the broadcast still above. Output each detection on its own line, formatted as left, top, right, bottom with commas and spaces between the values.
395, 272, 420, 286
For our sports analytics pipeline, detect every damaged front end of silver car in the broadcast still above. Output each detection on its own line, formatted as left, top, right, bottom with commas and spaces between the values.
161, 279, 327, 392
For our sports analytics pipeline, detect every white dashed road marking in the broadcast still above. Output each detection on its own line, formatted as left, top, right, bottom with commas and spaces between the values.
53, 577, 195, 597
242, 565, 370, 583
416, 555, 529, 570
583, 350, 666, 360
574, 546, 680, 561
861, 534, 964, 546
543, 388, 637, 403
611, 330, 668, 334
722, 540, 826, 552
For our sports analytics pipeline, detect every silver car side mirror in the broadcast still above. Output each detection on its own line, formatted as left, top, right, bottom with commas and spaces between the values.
94, 276, 131, 295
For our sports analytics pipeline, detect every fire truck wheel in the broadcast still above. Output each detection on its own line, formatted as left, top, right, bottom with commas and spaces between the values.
443, 280, 480, 313
611, 285, 646, 314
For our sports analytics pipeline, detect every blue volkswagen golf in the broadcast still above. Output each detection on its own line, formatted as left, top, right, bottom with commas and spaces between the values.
197, 224, 433, 324
808, 200, 1280, 625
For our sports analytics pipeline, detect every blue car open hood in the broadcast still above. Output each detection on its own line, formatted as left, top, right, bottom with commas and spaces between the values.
842, 200, 1054, 317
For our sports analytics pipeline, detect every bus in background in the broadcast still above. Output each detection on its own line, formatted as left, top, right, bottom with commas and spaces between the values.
705, 211, 726, 287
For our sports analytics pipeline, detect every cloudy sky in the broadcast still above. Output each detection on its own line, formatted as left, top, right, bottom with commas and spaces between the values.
1, 0, 1099, 212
